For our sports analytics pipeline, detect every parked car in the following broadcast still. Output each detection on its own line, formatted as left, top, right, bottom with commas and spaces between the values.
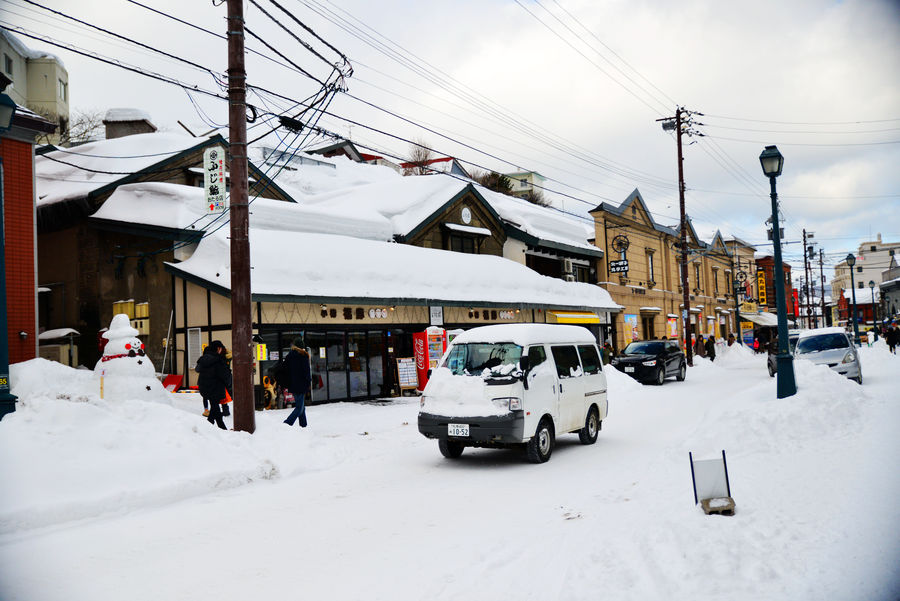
793, 327, 862, 384
610, 339, 686, 385
417, 324, 608, 463
767, 329, 802, 377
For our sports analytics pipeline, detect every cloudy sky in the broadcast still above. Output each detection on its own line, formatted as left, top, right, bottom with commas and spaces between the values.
4, 0, 899, 281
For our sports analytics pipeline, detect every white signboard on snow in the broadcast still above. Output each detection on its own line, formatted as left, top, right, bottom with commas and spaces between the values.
429, 306, 443, 326
203, 146, 227, 213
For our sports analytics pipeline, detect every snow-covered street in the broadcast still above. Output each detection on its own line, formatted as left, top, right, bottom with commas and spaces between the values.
1, 344, 898, 601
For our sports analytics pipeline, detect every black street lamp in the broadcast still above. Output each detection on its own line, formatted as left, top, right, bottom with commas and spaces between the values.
846, 253, 860, 344
759, 145, 796, 398
0, 87, 18, 420
868, 280, 877, 335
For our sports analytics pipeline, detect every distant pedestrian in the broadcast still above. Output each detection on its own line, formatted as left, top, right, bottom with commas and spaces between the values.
194, 340, 232, 430
727, 333, 736, 347
887, 326, 898, 354
283, 337, 312, 428
705, 334, 717, 362
694, 335, 706, 358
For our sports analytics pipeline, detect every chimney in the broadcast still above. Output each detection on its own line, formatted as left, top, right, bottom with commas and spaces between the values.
103, 108, 157, 139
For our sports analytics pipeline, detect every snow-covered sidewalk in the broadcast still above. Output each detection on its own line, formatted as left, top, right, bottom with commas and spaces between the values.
1, 344, 898, 601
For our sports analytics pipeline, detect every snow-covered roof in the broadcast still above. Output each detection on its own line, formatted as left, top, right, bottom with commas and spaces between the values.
297, 172, 598, 255
91, 182, 393, 242
798, 326, 848, 340
36, 133, 211, 207
449, 324, 597, 346
0, 29, 64, 67
38, 328, 80, 340
165, 228, 621, 311
103, 108, 154, 124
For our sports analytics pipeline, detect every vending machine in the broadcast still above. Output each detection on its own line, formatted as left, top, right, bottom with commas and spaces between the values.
413, 326, 448, 391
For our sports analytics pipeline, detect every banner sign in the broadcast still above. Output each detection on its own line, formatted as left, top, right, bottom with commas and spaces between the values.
757, 270, 767, 305
204, 146, 227, 213
609, 259, 629, 274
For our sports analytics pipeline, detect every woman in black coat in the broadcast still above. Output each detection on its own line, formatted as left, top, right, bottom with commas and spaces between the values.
283, 338, 312, 428
195, 340, 232, 430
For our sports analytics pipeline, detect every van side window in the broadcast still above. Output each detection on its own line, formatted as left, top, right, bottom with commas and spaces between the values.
577, 345, 602, 374
551, 345, 582, 378
527, 345, 547, 368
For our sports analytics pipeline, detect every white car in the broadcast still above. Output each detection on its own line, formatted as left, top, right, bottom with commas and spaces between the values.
794, 327, 862, 384
417, 324, 608, 463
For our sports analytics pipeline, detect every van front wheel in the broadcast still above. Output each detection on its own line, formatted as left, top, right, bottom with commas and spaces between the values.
526, 418, 554, 463
439, 439, 465, 459
578, 407, 600, 445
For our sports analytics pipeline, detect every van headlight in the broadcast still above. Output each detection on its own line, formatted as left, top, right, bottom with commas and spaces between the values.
493, 396, 522, 410
642, 360, 657, 366
842, 352, 855, 364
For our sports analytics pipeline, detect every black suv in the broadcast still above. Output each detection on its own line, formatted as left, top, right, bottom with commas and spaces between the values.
611, 339, 686, 385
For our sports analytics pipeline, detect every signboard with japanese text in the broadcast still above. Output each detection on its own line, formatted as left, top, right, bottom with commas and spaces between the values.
203, 146, 227, 213
609, 259, 629, 274
623, 314, 638, 341
756, 270, 767, 305
429, 306, 444, 326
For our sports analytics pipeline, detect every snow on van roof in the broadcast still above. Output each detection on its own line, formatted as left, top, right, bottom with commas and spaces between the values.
450, 324, 597, 346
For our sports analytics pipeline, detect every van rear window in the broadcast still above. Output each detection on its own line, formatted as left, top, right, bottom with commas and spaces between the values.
577, 345, 601, 374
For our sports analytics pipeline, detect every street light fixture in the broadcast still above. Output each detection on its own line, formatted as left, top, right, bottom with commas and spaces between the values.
759, 145, 796, 398
846, 253, 860, 344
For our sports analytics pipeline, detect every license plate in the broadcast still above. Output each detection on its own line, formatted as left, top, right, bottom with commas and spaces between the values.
448, 423, 469, 437
624, 366, 635, 373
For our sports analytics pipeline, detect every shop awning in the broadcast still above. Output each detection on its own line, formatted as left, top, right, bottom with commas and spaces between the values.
740, 312, 780, 327
549, 311, 601, 324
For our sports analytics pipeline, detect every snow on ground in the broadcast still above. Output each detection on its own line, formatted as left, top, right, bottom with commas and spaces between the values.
0, 344, 898, 601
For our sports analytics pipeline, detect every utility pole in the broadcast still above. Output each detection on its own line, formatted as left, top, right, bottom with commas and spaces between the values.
658, 107, 700, 366
819, 249, 826, 327
227, 0, 254, 433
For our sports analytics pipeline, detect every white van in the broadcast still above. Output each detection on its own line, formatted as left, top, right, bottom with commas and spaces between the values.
417, 324, 609, 463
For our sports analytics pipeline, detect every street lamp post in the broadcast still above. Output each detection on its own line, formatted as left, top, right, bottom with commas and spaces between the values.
868, 280, 877, 337
759, 145, 796, 398
846, 254, 860, 344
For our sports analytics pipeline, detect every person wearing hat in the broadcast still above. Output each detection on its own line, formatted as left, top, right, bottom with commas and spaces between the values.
283, 337, 312, 428
195, 340, 232, 430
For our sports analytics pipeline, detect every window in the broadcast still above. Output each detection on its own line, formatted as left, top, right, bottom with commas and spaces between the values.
870, 246, 877, 252
577, 345, 602, 374
856, 266, 863, 273
520, 179, 528, 188
58, 79, 67, 101
647, 252, 655, 282
527, 345, 547, 368
550, 345, 582, 378
3, 54, 11, 75
713, 269, 719, 294
449, 234, 475, 254
694, 264, 701, 290
858, 282, 864, 289
725, 271, 732, 294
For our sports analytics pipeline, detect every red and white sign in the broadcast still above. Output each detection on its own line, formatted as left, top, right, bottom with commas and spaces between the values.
204, 146, 227, 213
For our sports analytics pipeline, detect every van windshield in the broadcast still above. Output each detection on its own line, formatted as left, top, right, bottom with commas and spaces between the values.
441, 343, 523, 377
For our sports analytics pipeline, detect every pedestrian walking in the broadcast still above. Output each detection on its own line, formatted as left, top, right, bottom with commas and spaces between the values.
887, 326, 898, 354
194, 340, 232, 430
694, 335, 706, 358
283, 337, 312, 428
727, 333, 736, 347
705, 334, 717, 362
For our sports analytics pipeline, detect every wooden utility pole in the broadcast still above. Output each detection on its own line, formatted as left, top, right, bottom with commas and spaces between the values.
819, 249, 826, 327
658, 108, 694, 366
227, 0, 254, 433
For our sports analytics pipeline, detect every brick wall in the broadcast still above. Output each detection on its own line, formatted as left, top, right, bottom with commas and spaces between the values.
1, 137, 37, 364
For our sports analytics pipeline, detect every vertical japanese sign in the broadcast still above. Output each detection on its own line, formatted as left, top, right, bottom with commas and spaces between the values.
203, 146, 227, 213
623, 314, 638, 342
756, 270, 767, 305
667, 317, 678, 338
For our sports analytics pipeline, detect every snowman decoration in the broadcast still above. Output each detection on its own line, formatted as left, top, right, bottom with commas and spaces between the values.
94, 313, 171, 403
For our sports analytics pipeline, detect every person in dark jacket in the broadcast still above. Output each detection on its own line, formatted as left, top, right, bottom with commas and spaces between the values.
705, 334, 717, 362
283, 337, 312, 428
195, 340, 232, 430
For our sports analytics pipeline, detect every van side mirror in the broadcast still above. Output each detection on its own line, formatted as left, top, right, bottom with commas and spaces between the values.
519, 356, 530, 389
427, 369, 432, 379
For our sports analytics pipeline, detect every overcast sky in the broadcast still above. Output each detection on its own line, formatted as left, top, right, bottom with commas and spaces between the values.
4, 0, 899, 282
